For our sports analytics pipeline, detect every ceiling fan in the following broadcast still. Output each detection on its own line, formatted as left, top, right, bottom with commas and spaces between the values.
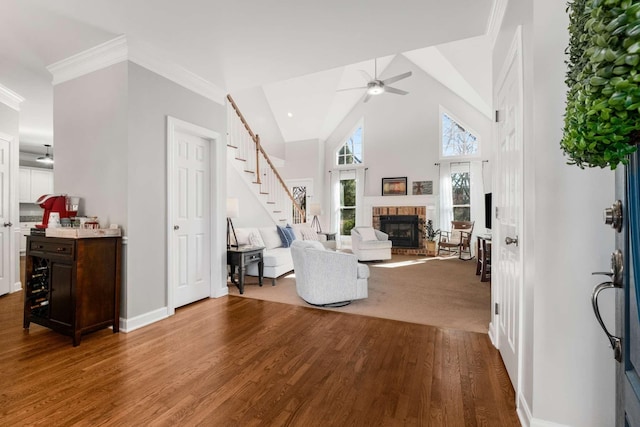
337, 58, 412, 103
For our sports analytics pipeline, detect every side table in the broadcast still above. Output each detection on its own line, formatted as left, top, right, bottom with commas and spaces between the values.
227, 246, 264, 294
318, 232, 336, 241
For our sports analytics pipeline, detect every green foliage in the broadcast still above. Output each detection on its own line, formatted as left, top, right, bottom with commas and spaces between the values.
561, 0, 640, 169
419, 219, 440, 241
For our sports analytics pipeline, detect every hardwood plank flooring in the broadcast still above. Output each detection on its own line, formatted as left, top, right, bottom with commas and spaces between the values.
0, 291, 520, 426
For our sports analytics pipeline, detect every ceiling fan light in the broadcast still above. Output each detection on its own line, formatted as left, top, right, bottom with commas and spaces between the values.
367, 85, 385, 95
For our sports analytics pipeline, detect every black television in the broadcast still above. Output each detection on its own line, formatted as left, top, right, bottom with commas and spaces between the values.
484, 193, 492, 230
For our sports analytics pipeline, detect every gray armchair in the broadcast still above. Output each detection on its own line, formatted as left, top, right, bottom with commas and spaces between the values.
351, 226, 392, 261
290, 240, 369, 307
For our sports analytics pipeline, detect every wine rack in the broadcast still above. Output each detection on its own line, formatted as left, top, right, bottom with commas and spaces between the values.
26, 257, 50, 319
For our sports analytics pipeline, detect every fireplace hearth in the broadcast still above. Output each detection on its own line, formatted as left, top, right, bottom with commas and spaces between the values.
379, 215, 419, 248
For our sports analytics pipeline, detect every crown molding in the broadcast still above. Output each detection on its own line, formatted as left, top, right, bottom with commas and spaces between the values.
487, 0, 508, 48
0, 83, 25, 111
47, 35, 128, 85
46, 35, 225, 105
128, 43, 225, 105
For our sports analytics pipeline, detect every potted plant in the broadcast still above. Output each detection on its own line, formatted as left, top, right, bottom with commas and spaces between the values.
561, 0, 640, 169
422, 219, 440, 256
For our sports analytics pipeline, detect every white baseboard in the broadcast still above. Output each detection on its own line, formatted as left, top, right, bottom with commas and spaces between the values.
212, 287, 229, 298
518, 393, 532, 427
519, 395, 570, 427
119, 307, 169, 333
488, 321, 497, 346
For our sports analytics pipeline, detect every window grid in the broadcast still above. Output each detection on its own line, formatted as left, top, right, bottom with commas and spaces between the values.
337, 126, 363, 165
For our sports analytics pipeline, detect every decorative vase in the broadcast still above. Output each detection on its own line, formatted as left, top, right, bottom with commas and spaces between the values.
425, 240, 437, 257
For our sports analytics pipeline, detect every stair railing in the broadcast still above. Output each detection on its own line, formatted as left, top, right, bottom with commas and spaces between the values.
227, 94, 305, 224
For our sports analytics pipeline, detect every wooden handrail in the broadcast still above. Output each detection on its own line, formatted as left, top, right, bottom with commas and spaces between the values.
227, 94, 305, 222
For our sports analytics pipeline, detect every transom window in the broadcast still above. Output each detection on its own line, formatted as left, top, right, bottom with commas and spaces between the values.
441, 112, 479, 158
337, 125, 363, 165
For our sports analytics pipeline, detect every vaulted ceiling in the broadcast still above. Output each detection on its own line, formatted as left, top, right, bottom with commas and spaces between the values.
0, 0, 496, 153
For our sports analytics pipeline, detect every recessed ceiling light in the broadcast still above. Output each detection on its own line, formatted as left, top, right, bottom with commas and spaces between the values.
287, 112, 293, 118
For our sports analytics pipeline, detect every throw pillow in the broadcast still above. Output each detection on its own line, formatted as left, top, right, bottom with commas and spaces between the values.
357, 227, 378, 241
285, 224, 297, 244
276, 225, 295, 248
248, 231, 265, 248
299, 226, 319, 241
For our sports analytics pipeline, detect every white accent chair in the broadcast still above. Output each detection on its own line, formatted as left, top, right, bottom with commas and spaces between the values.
290, 240, 369, 307
351, 226, 392, 261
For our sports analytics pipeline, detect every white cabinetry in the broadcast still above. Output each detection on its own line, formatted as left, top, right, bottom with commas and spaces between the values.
19, 167, 53, 203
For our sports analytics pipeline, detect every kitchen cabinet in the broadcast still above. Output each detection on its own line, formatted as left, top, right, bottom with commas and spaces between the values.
23, 235, 122, 346
19, 167, 53, 203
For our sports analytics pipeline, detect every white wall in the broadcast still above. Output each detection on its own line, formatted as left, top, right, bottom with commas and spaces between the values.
495, 0, 617, 425
54, 61, 226, 320
320, 54, 492, 230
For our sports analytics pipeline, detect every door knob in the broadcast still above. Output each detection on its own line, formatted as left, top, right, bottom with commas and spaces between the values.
3, 222, 12, 227
505, 236, 518, 246
591, 250, 624, 362
603, 200, 623, 232
173, 225, 180, 230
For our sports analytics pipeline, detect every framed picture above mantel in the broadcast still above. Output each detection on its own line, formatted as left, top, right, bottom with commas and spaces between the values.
381, 177, 407, 196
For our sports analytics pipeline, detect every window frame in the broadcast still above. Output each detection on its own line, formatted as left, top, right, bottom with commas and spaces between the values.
450, 162, 471, 222
438, 106, 481, 161
335, 119, 364, 168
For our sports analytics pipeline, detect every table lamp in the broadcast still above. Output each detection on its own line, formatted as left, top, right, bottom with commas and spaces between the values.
309, 203, 322, 233
227, 198, 239, 249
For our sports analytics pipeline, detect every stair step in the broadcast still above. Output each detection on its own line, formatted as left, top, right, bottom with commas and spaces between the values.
267, 201, 276, 205
260, 192, 269, 195
244, 170, 254, 174
227, 144, 238, 148
235, 157, 246, 161
252, 181, 261, 184
273, 210, 282, 213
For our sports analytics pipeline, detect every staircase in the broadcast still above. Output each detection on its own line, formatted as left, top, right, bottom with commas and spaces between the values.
226, 94, 305, 225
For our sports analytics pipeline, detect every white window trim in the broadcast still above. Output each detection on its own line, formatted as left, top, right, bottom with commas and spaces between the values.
335, 118, 365, 168
438, 106, 481, 161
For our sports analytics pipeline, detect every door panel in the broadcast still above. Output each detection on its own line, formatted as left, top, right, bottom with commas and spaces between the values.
617, 151, 640, 425
173, 131, 211, 308
494, 27, 523, 390
0, 138, 10, 296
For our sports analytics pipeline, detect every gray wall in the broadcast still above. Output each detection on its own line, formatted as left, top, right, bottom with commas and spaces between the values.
53, 61, 226, 320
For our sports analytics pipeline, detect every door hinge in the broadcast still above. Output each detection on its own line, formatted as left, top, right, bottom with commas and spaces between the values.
495, 303, 499, 315
495, 110, 500, 122
495, 206, 499, 219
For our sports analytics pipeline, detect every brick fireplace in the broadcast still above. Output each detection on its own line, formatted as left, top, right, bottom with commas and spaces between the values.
372, 206, 427, 255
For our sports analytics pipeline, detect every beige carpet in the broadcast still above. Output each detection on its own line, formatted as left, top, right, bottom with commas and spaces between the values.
228, 254, 491, 334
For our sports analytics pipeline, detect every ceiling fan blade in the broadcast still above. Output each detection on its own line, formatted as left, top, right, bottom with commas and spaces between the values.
362, 92, 373, 103
384, 86, 408, 96
359, 69, 373, 82
336, 86, 367, 92
382, 71, 412, 85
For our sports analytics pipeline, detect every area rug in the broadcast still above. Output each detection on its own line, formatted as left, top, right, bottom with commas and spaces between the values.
228, 255, 491, 334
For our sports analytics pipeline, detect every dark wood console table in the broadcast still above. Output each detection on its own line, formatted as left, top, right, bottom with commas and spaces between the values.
227, 246, 264, 294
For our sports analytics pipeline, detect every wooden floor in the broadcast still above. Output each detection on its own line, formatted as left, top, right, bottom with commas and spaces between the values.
0, 291, 520, 426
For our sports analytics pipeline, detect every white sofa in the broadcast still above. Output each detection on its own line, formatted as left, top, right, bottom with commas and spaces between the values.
290, 240, 369, 306
233, 223, 334, 285
351, 226, 392, 261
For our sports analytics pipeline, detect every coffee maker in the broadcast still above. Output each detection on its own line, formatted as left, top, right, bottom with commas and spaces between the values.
34, 194, 80, 229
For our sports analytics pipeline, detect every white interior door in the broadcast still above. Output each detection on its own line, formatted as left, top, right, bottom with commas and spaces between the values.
494, 27, 524, 390
0, 137, 10, 296
172, 130, 211, 308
